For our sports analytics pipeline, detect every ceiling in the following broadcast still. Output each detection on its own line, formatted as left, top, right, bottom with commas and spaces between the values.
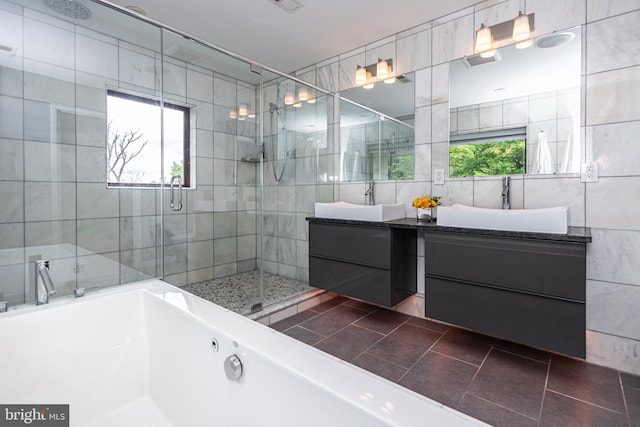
108, 0, 480, 74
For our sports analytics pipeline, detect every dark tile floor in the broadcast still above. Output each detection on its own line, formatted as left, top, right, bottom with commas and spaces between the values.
270, 296, 640, 427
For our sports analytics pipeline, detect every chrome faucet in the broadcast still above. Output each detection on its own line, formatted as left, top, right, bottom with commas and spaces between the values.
501, 176, 511, 210
364, 180, 375, 205
35, 260, 56, 305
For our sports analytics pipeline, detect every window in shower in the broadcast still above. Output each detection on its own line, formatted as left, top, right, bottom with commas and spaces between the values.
106, 89, 191, 187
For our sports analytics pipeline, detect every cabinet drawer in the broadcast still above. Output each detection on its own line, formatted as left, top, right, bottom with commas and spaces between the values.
310, 256, 392, 306
424, 232, 585, 301
425, 276, 585, 358
309, 223, 390, 268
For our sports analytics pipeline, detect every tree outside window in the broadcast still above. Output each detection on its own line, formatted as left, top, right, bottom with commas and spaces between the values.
106, 90, 191, 187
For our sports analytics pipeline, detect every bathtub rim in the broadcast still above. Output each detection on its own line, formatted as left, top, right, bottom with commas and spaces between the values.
0, 279, 488, 427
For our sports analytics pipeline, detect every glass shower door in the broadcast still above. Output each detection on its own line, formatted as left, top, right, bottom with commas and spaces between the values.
160, 28, 265, 313
0, 0, 165, 309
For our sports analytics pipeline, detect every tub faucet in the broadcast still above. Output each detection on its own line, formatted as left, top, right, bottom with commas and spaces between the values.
501, 176, 510, 210
364, 180, 375, 205
35, 260, 56, 305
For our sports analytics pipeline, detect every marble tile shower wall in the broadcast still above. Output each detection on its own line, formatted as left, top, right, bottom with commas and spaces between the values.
260, 79, 336, 283
0, 0, 259, 302
292, 0, 640, 375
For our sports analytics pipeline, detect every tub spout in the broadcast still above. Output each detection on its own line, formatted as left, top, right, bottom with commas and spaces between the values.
36, 260, 56, 305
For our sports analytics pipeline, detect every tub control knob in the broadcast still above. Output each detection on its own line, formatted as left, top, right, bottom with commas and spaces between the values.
224, 354, 243, 381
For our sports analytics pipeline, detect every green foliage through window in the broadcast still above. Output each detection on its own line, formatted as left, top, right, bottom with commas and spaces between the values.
450, 139, 525, 177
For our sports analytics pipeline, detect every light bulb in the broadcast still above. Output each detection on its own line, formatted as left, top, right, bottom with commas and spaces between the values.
293, 102, 302, 108
297, 87, 309, 102
377, 59, 389, 79
355, 66, 367, 85
384, 77, 396, 84
229, 109, 237, 119
238, 104, 248, 116
512, 12, 531, 42
515, 39, 533, 49
480, 49, 496, 58
363, 83, 375, 89
284, 93, 294, 105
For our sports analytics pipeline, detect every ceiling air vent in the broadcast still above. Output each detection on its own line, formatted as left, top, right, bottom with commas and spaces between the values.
461, 51, 502, 68
268, 0, 304, 14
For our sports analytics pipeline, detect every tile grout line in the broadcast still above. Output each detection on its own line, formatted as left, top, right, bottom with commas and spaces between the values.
455, 343, 495, 408
337, 312, 413, 363
618, 372, 633, 427
544, 389, 628, 417
536, 354, 553, 427
309, 306, 374, 348
396, 327, 450, 383
462, 392, 539, 423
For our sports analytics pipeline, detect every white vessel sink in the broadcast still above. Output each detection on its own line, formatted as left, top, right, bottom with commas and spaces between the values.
314, 201, 405, 222
437, 204, 568, 234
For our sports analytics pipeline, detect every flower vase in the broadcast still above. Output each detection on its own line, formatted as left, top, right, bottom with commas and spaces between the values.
431, 206, 437, 221
417, 208, 430, 221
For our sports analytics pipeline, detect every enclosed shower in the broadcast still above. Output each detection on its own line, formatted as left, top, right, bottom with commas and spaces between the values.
0, 0, 333, 315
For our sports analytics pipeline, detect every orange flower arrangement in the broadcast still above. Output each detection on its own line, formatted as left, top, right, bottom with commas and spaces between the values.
412, 195, 441, 209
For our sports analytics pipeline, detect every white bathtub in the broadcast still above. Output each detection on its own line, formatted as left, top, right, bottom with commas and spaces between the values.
0, 280, 486, 427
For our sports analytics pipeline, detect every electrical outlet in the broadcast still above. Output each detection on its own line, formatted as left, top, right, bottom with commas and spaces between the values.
434, 169, 445, 184
580, 162, 599, 183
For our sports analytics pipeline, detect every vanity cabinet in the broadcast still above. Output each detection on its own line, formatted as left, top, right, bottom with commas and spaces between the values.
424, 231, 586, 358
308, 221, 416, 307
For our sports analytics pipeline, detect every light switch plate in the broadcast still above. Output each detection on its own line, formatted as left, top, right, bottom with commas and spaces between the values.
434, 169, 445, 184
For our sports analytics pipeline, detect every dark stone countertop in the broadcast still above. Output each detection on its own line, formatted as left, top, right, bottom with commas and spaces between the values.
306, 216, 592, 243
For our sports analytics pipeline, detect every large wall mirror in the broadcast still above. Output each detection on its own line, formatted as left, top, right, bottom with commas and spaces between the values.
449, 26, 581, 177
339, 73, 415, 182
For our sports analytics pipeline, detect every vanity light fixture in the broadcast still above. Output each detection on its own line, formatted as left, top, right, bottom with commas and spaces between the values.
238, 104, 249, 116
284, 92, 295, 105
376, 58, 389, 79
354, 58, 394, 87
475, 23, 493, 53
474, 13, 535, 55
297, 87, 309, 102
355, 66, 367, 85
512, 11, 531, 42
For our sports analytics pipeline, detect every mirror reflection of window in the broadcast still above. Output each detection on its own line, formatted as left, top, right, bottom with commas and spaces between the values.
449, 27, 581, 176
450, 128, 526, 177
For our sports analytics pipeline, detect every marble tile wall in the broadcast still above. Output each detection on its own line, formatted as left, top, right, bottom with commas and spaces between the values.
293, 0, 640, 375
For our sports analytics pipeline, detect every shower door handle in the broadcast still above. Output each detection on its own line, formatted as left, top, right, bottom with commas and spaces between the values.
170, 175, 183, 211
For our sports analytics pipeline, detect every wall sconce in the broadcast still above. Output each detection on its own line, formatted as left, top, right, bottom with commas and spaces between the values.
229, 105, 255, 120
355, 58, 394, 88
284, 92, 295, 105
475, 13, 534, 55
297, 87, 309, 102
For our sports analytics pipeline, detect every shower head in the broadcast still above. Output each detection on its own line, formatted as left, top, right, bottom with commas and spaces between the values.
42, 0, 92, 20
269, 103, 280, 113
